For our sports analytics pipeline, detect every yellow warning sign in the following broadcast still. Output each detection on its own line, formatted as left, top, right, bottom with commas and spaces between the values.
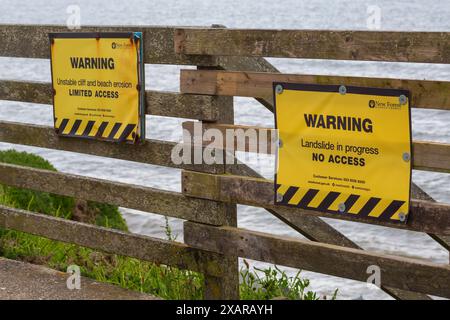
274, 83, 412, 223
49, 32, 145, 143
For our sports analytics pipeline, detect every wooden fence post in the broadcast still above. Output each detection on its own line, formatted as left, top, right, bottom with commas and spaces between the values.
202, 203, 239, 300
182, 60, 239, 299
204, 91, 240, 300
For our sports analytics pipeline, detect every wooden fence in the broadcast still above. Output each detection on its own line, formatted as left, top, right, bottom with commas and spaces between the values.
0, 24, 449, 299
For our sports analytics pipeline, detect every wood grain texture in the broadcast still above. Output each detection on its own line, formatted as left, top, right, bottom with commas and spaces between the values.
182, 171, 450, 235
181, 71, 240, 300
184, 222, 450, 298
0, 121, 223, 173
182, 121, 450, 173
0, 163, 233, 225
0, 80, 223, 121
412, 141, 450, 173
180, 70, 450, 110
0, 205, 224, 276
175, 28, 450, 63
0, 25, 215, 65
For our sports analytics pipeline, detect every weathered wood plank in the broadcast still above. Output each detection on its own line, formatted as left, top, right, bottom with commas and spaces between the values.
180, 70, 450, 111
411, 172, 450, 252
184, 222, 450, 298
182, 121, 276, 154
0, 205, 224, 276
412, 141, 450, 173
0, 162, 232, 225
182, 122, 450, 173
146, 91, 227, 121
182, 171, 450, 235
175, 28, 450, 63
181, 68, 240, 300
0, 80, 52, 105
0, 121, 223, 173
0, 80, 223, 121
0, 24, 215, 65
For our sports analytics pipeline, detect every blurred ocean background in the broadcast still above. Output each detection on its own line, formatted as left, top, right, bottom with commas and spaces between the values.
0, 0, 449, 299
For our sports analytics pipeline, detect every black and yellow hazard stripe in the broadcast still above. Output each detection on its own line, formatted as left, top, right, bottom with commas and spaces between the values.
275, 184, 408, 222
54, 118, 137, 142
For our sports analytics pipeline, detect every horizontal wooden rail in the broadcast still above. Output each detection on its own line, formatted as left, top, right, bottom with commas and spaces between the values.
182, 122, 450, 174
412, 141, 450, 173
175, 28, 450, 63
183, 122, 277, 154
0, 24, 215, 66
182, 171, 450, 235
0, 163, 232, 225
0, 205, 224, 276
180, 70, 450, 111
0, 80, 51, 105
0, 80, 226, 121
0, 121, 222, 173
184, 222, 450, 298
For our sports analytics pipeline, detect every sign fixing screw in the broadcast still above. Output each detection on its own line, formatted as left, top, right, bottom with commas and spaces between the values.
276, 193, 283, 202
275, 84, 283, 95
402, 152, 411, 162
339, 85, 347, 95
399, 95, 407, 105
398, 212, 406, 222
278, 139, 283, 148
338, 203, 346, 213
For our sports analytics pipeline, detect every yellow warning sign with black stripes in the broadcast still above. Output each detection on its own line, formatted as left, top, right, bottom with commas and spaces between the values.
274, 83, 412, 223
49, 32, 145, 143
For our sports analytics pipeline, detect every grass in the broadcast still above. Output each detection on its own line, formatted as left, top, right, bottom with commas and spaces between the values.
0, 149, 334, 300
240, 260, 338, 300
